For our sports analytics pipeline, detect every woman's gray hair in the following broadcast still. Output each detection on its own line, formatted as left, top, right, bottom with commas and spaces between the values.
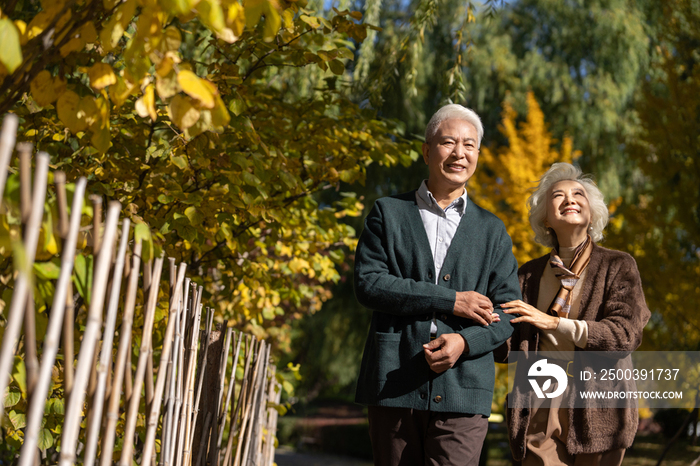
528, 162, 609, 248
425, 104, 484, 148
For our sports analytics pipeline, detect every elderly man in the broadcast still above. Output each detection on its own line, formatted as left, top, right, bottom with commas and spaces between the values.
354, 104, 521, 465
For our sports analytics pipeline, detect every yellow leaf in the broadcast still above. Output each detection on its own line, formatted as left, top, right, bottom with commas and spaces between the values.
93, 96, 110, 130
79, 21, 98, 43
217, 28, 238, 43
59, 22, 97, 57
227, 2, 245, 36
177, 70, 215, 108
282, 9, 294, 30
299, 14, 320, 29
88, 63, 117, 90
262, 3, 280, 41
156, 69, 180, 99
244, 0, 266, 28
14, 20, 28, 46
78, 97, 100, 128
0, 19, 23, 73
197, 0, 226, 33
168, 94, 200, 130
99, 0, 136, 53
30, 70, 58, 107
211, 94, 230, 127
53, 75, 67, 96
57, 92, 100, 134
135, 84, 157, 121
91, 125, 111, 153
162, 26, 182, 52
156, 51, 181, 77
158, 0, 195, 16
109, 75, 138, 108
56, 91, 87, 133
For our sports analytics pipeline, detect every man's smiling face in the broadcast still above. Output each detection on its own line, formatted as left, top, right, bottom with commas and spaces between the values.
422, 119, 480, 194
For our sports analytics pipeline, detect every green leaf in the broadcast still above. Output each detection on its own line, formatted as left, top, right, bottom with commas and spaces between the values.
184, 206, 204, 226
52, 398, 65, 415
8, 410, 26, 430
241, 171, 261, 186
4, 391, 21, 407
329, 59, 345, 76
228, 97, 246, 116
300, 14, 320, 29
72, 255, 94, 306
134, 223, 154, 263
38, 428, 54, 451
158, 193, 174, 204
171, 155, 188, 170
34, 261, 61, 280
0, 19, 23, 73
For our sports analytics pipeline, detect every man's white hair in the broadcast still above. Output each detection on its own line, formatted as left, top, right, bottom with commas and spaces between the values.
425, 104, 484, 148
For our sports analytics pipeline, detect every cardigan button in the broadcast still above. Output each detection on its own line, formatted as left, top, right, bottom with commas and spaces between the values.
443, 274, 450, 281
420, 393, 427, 400
434, 395, 442, 403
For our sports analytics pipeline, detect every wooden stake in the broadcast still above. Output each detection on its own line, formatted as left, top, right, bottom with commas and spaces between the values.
100, 239, 142, 466
141, 263, 187, 465
207, 323, 231, 466
17, 142, 32, 224
17, 177, 87, 466
167, 278, 190, 466
0, 152, 49, 413
83, 219, 131, 466
59, 201, 121, 466
218, 332, 242, 449
55, 171, 74, 396
223, 336, 254, 466
179, 297, 202, 466
118, 255, 165, 466
0, 113, 19, 206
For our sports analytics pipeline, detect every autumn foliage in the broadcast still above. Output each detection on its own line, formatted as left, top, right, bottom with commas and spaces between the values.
0, 0, 416, 345
470, 92, 576, 265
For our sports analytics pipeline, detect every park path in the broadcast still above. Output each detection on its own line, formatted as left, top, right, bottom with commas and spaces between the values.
275, 446, 373, 466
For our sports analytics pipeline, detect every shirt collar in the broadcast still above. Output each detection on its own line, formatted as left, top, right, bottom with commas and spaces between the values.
417, 180, 468, 215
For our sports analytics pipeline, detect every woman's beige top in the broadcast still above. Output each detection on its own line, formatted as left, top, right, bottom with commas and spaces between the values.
536, 245, 589, 354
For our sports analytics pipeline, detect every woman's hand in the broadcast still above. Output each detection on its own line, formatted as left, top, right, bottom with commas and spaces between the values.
501, 300, 560, 330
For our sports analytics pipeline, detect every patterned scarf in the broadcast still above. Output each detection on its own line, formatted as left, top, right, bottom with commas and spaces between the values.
548, 235, 593, 318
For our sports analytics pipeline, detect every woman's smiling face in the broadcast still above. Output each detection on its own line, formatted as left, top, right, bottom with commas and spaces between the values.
546, 179, 592, 244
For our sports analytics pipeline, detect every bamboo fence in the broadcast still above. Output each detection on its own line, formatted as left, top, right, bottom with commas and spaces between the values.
0, 114, 283, 466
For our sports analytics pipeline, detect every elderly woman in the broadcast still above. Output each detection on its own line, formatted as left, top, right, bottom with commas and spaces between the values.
497, 163, 650, 466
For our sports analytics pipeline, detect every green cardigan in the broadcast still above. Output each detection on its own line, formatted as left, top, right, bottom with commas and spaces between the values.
354, 190, 521, 416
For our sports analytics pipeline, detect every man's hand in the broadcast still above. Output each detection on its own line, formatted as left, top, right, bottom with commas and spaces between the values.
454, 291, 498, 325
423, 333, 467, 373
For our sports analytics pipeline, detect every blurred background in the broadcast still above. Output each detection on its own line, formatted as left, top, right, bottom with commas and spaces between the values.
276, 0, 700, 464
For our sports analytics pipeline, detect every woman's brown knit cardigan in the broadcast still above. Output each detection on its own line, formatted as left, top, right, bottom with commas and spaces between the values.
496, 243, 651, 461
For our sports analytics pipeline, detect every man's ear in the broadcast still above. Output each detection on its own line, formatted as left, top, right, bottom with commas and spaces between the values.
422, 142, 430, 165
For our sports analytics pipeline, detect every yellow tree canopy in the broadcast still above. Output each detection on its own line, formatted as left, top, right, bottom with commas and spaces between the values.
471, 91, 576, 265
